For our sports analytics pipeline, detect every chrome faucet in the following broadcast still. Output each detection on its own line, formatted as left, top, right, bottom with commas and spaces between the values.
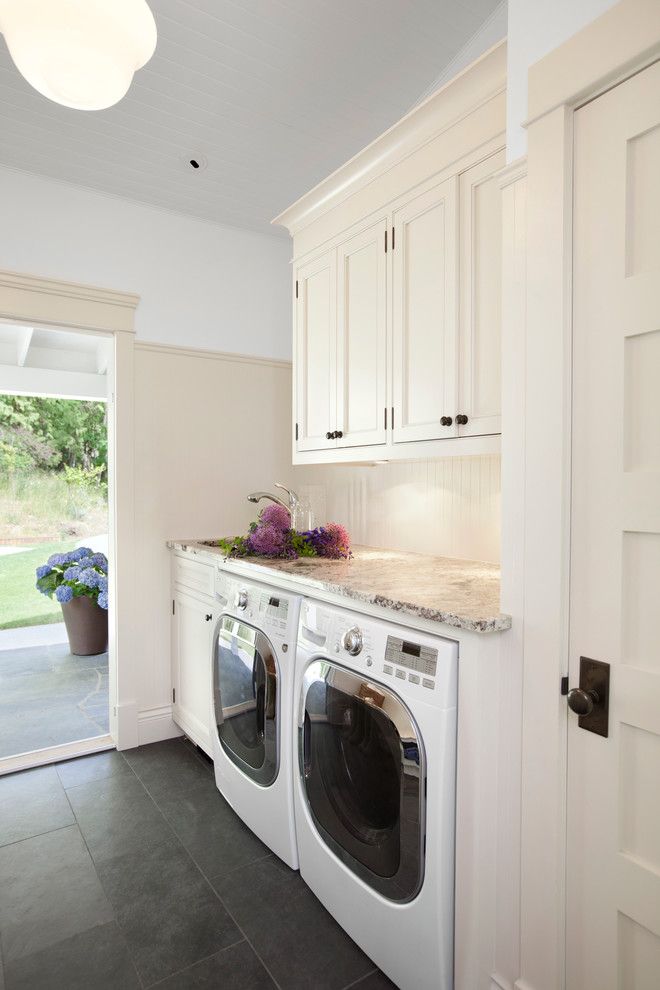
247, 483, 300, 522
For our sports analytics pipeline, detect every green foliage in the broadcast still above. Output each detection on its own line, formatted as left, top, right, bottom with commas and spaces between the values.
289, 531, 317, 556
0, 540, 75, 630
0, 395, 107, 478
217, 535, 252, 557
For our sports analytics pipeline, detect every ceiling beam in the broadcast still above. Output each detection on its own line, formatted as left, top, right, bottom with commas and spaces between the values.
16, 326, 33, 367
0, 363, 107, 401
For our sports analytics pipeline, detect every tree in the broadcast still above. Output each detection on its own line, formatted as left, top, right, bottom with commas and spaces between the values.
0, 396, 107, 477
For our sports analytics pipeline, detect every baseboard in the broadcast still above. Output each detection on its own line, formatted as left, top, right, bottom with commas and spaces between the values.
137, 705, 183, 746
491, 975, 514, 990
514, 979, 538, 990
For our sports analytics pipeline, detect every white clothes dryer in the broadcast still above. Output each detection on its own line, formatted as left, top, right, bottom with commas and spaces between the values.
293, 597, 458, 990
212, 567, 300, 870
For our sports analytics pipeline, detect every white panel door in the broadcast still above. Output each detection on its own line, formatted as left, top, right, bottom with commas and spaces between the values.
458, 151, 505, 437
295, 250, 337, 451
172, 589, 214, 755
567, 60, 660, 990
336, 218, 388, 448
392, 177, 458, 443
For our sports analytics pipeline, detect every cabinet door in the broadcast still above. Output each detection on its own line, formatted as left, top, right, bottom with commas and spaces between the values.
336, 219, 388, 448
457, 152, 505, 436
392, 177, 458, 443
172, 589, 214, 755
294, 249, 337, 451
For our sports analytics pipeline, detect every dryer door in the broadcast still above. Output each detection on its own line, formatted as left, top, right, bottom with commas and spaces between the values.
299, 660, 425, 902
213, 616, 279, 786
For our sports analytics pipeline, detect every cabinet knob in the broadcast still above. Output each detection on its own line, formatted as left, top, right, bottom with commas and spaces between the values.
335, 430, 343, 439
456, 414, 469, 426
326, 431, 333, 440
440, 416, 453, 427
205, 613, 213, 622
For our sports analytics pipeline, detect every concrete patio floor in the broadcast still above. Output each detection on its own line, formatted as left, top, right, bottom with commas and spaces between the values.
0, 630, 108, 759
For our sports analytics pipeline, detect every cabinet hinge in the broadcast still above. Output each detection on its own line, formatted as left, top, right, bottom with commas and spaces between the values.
384, 407, 387, 430
560, 675, 569, 696
172, 687, 176, 703
384, 229, 387, 254
391, 226, 395, 251
295, 422, 299, 441
391, 406, 394, 429
295, 279, 298, 299
172, 599, 175, 616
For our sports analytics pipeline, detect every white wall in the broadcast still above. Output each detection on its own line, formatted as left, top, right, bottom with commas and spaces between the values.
0, 166, 292, 360
506, 0, 618, 158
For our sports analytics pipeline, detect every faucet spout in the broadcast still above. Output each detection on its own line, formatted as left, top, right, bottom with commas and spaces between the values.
246, 491, 290, 511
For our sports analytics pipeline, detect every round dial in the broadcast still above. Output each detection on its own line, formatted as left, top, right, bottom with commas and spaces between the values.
236, 589, 248, 610
342, 626, 363, 656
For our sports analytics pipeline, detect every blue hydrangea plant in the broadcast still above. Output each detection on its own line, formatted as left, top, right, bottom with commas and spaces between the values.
35, 548, 109, 610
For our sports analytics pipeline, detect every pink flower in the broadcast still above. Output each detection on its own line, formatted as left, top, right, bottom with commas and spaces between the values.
322, 522, 352, 559
259, 504, 291, 531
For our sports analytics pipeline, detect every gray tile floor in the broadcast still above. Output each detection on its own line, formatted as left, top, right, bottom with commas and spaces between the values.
0, 739, 397, 989
0, 644, 109, 759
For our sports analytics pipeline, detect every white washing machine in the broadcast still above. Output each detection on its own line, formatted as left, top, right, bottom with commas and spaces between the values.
212, 567, 300, 869
293, 598, 458, 990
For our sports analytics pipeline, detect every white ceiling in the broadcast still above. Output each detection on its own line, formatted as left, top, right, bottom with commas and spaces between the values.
0, 0, 502, 235
0, 324, 110, 376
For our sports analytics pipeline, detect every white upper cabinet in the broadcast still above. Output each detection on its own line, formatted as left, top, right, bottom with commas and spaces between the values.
458, 151, 505, 437
295, 250, 337, 451
336, 219, 388, 448
278, 42, 507, 464
392, 178, 458, 443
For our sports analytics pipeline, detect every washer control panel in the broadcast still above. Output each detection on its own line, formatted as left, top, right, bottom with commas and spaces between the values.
385, 636, 438, 678
341, 626, 363, 656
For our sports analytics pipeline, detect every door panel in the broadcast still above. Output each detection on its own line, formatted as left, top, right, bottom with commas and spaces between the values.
295, 250, 337, 451
458, 152, 504, 436
336, 219, 388, 448
568, 60, 660, 990
172, 589, 213, 754
392, 178, 458, 443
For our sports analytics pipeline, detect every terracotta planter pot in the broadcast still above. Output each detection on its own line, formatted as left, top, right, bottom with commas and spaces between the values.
61, 596, 108, 656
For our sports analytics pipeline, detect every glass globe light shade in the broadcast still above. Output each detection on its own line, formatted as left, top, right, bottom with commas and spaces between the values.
0, 0, 157, 111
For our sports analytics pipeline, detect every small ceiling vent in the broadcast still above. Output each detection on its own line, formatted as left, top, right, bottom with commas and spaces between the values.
179, 153, 208, 172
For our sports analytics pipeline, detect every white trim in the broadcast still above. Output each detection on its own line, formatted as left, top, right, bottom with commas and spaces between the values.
137, 705, 183, 747
273, 42, 506, 235
0, 735, 113, 776
134, 339, 292, 370
0, 363, 107, 400
490, 974, 514, 990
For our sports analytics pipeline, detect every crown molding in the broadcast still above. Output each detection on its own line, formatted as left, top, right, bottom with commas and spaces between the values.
0, 269, 139, 333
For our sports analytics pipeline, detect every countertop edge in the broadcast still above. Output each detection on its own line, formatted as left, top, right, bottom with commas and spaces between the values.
167, 540, 512, 635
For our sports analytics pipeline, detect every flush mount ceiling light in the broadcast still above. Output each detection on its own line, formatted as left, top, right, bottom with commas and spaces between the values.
0, 0, 157, 111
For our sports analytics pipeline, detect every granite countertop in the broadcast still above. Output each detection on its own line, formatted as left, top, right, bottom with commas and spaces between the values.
168, 541, 511, 634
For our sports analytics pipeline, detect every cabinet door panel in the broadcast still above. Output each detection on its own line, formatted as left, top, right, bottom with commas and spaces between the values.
172, 589, 213, 754
392, 178, 458, 443
336, 219, 387, 448
458, 152, 504, 436
295, 250, 337, 451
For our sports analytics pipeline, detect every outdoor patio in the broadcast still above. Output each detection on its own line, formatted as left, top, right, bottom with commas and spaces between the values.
0, 624, 108, 760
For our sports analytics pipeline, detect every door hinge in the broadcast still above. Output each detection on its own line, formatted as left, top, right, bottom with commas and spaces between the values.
295, 422, 299, 441
172, 687, 176, 703
295, 279, 298, 299
561, 675, 569, 696
391, 226, 395, 251
384, 407, 387, 429
391, 406, 394, 429
172, 599, 175, 616
384, 229, 388, 253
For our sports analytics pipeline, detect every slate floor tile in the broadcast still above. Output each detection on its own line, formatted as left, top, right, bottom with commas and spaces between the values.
0, 825, 113, 963
66, 770, 173, 863
124, 739, 211, 801
96, 835, 242, 987
156, 777, 270, 879
154, 940, 277, 990
56, 749, 131, 790
213, 856, 375, 990
0, 765, 73, 847
350, 969, 399, 989
4, 922, 141, 990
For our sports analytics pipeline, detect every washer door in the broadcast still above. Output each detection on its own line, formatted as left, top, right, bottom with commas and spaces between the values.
299, 660, 425, 902
213, 615, 279, 786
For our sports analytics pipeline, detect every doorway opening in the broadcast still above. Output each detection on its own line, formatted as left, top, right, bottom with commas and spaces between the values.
0, 324, 113, 765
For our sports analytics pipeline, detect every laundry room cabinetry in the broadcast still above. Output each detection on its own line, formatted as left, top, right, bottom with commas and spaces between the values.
277, 43, 506, 465
171, 553, 216, 757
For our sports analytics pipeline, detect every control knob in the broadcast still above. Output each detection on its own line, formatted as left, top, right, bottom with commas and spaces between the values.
342, 626, 363, 656
236, 589, 248, 610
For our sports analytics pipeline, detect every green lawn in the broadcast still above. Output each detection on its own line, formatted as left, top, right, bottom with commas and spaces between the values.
0, 541, 75, 630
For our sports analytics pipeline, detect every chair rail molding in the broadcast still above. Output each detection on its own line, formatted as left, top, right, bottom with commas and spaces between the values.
520, 1, 660, 989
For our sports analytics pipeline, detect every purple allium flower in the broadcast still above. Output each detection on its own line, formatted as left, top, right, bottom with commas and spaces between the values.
63, 566, 80, 581
36, 564, 51, 579
98, 591, 109, 610
247, 523, 286, 556
55, 585, 74, 603
259, 504, 291, 531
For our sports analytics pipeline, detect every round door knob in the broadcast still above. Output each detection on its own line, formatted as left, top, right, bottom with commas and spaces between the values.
567, 687, 598, 717
342, 626, 363, 656
236, 590, 248, 610
326, 431, 333, 440
440, 416, 453, 426
456, 414, 469, 426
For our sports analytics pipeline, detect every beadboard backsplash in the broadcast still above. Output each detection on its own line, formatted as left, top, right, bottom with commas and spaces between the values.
294, 455, 501, 564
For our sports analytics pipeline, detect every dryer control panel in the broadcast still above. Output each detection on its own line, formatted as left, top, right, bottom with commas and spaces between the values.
215, 568, 297, 643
